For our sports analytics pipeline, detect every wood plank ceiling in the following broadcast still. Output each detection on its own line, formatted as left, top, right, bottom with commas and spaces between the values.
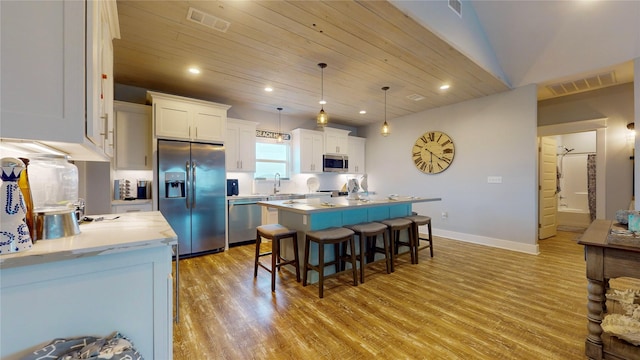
114, 0, 509, 127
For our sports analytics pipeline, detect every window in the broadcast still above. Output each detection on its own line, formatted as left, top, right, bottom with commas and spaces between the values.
255, 141, 289, 178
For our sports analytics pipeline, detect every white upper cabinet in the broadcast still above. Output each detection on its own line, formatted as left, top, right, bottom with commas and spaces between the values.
148, 91, 230, 143
323, 128, 350, 155
348, 136, 366, 174
86, 0, 120, 158
292, 129, 324, 173
0, 0, 119, 161
226, 118, 257, 172
115, 101, 152, 170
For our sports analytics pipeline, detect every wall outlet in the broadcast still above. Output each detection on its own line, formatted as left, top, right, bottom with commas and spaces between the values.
441, 211, 448, 220
487, 176, 502, 184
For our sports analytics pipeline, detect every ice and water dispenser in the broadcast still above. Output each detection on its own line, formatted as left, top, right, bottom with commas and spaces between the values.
165, 172, 186, 198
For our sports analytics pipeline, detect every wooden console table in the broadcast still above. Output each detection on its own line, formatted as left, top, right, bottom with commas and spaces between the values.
578, 219, 640, 360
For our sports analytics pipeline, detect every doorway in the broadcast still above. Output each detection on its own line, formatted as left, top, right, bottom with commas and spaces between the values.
538, 118, 607, 238
554, 131, 596, 230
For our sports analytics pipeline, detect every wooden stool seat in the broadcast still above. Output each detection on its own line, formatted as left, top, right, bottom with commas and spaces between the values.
381, 217, 416, 271
254, 224, 300, 292
405, 214, 433, 262
345, 222, 391, 283
303, 227, 358, 298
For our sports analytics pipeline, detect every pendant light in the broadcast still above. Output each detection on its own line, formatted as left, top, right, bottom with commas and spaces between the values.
317, 63, 328, 127
380, 86, 390, 136
276, 107, 283, 143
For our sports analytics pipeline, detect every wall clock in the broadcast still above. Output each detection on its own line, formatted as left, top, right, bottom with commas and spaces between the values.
411, 131, 455, 174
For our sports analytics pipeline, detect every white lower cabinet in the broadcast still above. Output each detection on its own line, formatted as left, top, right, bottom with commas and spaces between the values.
0, 246, 172, 359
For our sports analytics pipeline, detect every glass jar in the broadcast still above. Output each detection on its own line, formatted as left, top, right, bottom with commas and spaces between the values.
27, 154, 78, 211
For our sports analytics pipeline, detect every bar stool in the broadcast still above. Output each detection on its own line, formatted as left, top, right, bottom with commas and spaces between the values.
303, 227, 358, 298
344, 222, 391, 283
254, 224, 300, 292
380, 217, 416, 272
405, 214, 433, 263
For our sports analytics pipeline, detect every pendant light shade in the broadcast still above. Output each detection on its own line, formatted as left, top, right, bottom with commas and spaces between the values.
276, 107, 283, 143
380, 86, 390, 136
317, 63, 328, 127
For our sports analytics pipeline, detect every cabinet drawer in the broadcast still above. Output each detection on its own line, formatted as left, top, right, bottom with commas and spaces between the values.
112, 203, 152, 213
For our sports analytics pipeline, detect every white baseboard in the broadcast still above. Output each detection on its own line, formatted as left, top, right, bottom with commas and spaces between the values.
430, 229, 540, 255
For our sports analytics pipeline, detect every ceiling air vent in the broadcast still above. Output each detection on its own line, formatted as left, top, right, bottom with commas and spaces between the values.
449, 0, 462, 17
187, 7, 230, 33
407, 94, 425, 102
546, 71, 617, 96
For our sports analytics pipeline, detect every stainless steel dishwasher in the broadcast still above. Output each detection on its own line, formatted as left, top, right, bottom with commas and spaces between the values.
228, 196, 266, 246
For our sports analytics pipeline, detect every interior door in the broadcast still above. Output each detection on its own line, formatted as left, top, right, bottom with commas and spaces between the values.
539, 136, 558, 239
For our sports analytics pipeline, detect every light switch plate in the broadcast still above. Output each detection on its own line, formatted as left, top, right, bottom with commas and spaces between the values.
487, 176, 502, 184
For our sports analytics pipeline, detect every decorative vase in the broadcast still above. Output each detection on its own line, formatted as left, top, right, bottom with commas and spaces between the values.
346, 178, 360, 200
1, 158, 33, 254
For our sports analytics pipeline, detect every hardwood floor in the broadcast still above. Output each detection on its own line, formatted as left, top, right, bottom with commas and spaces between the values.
173, 231, 588, 359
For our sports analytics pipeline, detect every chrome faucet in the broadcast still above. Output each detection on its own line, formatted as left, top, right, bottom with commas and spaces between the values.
274, 172, 281, 194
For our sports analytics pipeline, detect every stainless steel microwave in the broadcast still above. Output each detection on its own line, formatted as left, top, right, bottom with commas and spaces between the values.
323, 154, 348, 172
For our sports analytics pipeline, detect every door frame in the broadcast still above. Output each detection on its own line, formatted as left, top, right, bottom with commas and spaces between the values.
537, 118, 607, 223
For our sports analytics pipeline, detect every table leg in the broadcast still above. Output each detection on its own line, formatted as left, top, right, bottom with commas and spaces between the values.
585, 278, 605, 360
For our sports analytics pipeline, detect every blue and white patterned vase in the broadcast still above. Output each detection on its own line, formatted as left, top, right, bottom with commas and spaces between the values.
1, 158, 33, 254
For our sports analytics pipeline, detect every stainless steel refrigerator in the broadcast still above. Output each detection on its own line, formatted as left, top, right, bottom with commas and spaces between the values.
158, 139, 226, 257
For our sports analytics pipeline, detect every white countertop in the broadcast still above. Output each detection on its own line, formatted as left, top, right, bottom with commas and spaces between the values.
0, 211, 177, 269
258, 195, 442, 214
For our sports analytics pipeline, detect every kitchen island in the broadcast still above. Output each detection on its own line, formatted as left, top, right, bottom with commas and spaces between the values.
257, 195, 441, 282
0, 211, 177, 360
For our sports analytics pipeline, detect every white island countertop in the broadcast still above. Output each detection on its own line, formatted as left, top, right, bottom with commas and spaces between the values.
258, 195, 441, 215
0, 211, 177, 269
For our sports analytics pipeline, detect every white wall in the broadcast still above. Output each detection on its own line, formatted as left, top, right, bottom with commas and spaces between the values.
362, 85, 539, 254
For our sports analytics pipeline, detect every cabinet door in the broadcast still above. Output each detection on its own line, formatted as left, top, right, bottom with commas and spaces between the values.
115, 103, 152, 170
237, 125, 256, 172
101, 10, 115, 157
86, 0, 117, 157
311, 133, 324, 172
292, 129, 323, 173
226, 125, 240, 171
155, 100, 191, 139
193, 105, 225, 142
297, 131, 314, 172
226, 119, 257, 172
325, 132, 339, 154
0, 0, 85, 143
86, 0, 105, 150
348, 137, 366, 174
323, 128, 350, 154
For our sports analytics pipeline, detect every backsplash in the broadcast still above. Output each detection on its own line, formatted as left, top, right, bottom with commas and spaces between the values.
227, 172, 362, 195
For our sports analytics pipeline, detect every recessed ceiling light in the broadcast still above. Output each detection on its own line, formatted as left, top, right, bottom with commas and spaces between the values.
188, 67, 201, 74
440, 84, 450, 90
265, 87, 273, 92
359, 110, 366, 114
319, 100, 326, 105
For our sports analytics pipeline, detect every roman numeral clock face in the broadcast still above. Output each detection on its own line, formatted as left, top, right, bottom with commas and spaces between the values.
412, 131, 455, 174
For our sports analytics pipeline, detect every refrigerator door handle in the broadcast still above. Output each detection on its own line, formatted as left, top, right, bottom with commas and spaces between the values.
191, 160, 197, 208
185, 161, 190, 209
